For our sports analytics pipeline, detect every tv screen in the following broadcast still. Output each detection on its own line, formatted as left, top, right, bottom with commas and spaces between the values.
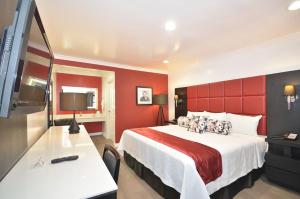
0, 0, 53, 117
17, 14, 52, 105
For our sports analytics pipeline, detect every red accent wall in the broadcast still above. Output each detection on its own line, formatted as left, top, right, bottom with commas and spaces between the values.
28, 46, 51, 59
54, 59, 168, 142
23, 46, 50, 83
23, 61, 49, 80
55, 73, 102, 114
84, 122, 103, 133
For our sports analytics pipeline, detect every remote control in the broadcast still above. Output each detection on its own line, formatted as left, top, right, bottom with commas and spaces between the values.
51, 155, 79, 164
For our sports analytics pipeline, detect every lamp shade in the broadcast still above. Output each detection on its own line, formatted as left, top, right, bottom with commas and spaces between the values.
153, 94, 168, 105
19, 84, 45, 102
60, 92, 88, 111
284, 85, 296, 96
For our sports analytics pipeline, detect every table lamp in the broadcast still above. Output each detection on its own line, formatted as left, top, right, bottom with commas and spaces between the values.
153, 94, 168, 126
60, 92, 87, 134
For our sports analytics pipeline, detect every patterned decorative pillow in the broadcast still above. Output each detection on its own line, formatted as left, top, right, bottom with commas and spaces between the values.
187, 116, 200, 133
207, 119, 232, 135
198, 117, 209, 132
177, 116, 191, 128
207, 119, 218, 133
187, 116, 209, 133
221, 120, 232, 135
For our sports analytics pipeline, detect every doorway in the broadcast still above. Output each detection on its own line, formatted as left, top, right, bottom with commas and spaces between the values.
103, 74, 115, 142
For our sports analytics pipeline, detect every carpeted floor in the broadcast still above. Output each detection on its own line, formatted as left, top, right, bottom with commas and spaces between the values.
91, 135, 300, 199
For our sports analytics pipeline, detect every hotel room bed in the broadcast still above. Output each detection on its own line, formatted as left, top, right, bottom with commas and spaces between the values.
118, 125, 267, 199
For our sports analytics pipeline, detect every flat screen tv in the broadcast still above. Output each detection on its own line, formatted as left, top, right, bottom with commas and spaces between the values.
0, 0, 53, 118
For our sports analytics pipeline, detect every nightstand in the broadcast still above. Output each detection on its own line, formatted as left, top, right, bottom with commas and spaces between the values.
265, 137, 300, 192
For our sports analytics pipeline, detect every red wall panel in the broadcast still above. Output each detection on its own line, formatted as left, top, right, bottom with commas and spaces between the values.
188, 98, 198, 111
243, 96, 266, 115
197, 98, 209, 111
243, 76, 266, 96
209, 98, 224, 112
197, 84, 209, 97
258, 116, 267, 135
54, 59, 168, 142
186, 75, 267, 135
224, 79, 242, 97
209, 82, 224, 97
187, 86, 198, 98
225, 97, 242, 114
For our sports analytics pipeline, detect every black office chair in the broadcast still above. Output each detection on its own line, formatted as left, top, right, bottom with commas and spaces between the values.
103, 144, 121, 184
54, 119, 73, 126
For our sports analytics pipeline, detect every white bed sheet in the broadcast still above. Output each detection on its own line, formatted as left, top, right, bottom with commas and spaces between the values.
118, 125, 267, 199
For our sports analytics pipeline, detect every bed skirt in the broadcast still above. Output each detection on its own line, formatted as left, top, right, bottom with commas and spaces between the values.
124, 151, 264, 199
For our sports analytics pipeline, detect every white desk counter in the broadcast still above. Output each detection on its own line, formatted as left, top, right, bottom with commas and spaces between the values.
54, 114, 105, 123
0, 126, 117, 199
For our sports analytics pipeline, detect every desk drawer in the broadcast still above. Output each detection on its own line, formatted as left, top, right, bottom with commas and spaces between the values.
265, 153, 300, 174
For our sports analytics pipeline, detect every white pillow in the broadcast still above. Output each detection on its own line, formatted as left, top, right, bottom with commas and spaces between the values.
226, 113, 262, 136
186, 111, 194, 118
204, 111, 227, 120
187, 111, 207, 118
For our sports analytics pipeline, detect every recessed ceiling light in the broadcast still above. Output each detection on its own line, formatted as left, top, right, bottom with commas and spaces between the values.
288, 0, 300, 10
165, 20, 176, 31
163, 60, 169, 64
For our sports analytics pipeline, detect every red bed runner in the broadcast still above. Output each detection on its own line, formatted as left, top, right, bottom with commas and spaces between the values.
130, 128, 222, 184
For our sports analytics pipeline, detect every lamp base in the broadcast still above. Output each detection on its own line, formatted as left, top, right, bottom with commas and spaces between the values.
68, 118, 80, 134
156, 105, 166, 126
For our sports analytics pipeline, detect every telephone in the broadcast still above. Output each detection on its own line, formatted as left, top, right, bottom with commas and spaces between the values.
283, 133, 298, 140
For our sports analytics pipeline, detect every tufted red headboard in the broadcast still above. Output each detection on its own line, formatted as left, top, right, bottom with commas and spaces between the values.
187, 76, 267, 135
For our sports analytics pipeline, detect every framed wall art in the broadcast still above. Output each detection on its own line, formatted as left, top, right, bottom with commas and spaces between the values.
136, 86, 152, 105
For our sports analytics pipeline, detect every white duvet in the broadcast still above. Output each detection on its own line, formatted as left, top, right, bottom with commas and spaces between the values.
118, 125, 267, 199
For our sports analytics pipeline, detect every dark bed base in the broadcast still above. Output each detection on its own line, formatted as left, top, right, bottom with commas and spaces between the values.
124, 151, 264, 199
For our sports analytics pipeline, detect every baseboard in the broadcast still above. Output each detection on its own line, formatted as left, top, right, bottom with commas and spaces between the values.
89, 132, 103, 136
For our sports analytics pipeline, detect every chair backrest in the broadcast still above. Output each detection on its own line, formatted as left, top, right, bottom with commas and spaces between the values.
54, 119, 72, 126
103, 144, 121, 183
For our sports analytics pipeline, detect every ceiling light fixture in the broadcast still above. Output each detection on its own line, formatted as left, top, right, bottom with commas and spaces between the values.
163, 60, 169, 64
165, 20, 176, 31
288, 0, 300, 10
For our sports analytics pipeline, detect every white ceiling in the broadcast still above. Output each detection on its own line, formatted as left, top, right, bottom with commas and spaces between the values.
35, 0, 300, 72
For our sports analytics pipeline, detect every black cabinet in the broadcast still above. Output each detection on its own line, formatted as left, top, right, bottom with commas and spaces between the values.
265, 137, 300, 192
164, 119, 177, 125
175, 87, 187, 119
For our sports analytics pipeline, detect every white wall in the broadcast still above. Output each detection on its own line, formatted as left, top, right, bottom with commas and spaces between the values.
168, 32, 300, 119
27, 107, 48, 147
